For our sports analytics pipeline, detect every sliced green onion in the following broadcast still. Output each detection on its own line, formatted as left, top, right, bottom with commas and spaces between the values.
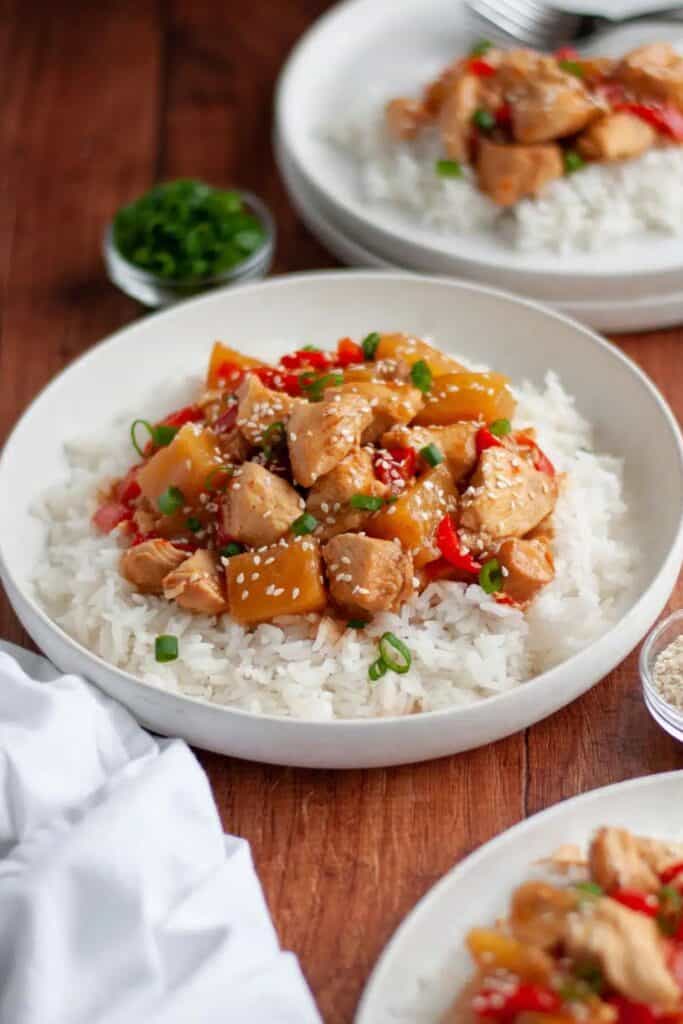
564, 150, 585, 174
261, 420, 285, 459
130, 419, 178, 457
472, 108, 496, 132
155, 634, 178, 663
368, 657, 387, 682
219, 542, 244, 558
158, 486, 185, 516
350, 494, 385, 511
186, 516, 202, 533
131, 419, 154, 457
470, 39, 492, 57
301, 344, 320, 352
435, 158, 463, 178
154, 424, 178, 446
301, 370, 344, 401
347, 618, 368, 629
479, 558, 503, 594
658, 884, 683, 935
419, 443, 444, 467
204, 464, 234, 492
379, 632, 412, 674
361, 332, 381, 360
574, 881, 603, 901
291, 512, 318, 536
410, 359, 432, 393
571, 963, 604, 994
489, 418, 511, 437
559, 58, 584, 77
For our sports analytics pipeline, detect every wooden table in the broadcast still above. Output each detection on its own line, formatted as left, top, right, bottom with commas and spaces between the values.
2, 3, 683, 1020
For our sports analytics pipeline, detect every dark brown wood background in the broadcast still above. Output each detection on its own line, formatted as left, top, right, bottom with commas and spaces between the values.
1, 2, 682, 1020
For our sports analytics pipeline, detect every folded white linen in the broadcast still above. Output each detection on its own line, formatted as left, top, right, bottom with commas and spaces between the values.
0, 650, 321, 1024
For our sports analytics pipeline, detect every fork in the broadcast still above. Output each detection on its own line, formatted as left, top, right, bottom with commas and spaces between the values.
465, 0, 683, 50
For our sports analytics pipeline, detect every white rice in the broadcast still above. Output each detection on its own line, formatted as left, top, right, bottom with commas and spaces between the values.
33, 371, 635, 720
327, 111, 683, 252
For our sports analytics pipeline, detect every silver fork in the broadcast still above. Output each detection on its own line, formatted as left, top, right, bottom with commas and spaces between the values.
465, 0, 683, 50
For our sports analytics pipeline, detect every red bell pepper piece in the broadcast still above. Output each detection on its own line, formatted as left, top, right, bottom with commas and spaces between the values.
160, 404, 204, 428
515, 434, 556, 476
610, 888, 659, 917
213, 404, 238, 434
661, 862, 683, 886
615, 101, 683, 142
468, 58, 495, 77
475, 427, 503, 454
92, 502, 133, 534
280, 348, 332, 371
335, 337, 365, 367
555, 45, 579, 61
116, 467, 142, 506
435, 515, 481, 574
495, 102, 512, 126
215, 361, 246, 388
252, 366, 302, 397
374, 446, 417, 489
668, 941, 683, 984
473, 982, 561, 1018
606, 996, 680, 1024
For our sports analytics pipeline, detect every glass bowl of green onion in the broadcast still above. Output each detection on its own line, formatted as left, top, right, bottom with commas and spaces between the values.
104, 179, 275, 308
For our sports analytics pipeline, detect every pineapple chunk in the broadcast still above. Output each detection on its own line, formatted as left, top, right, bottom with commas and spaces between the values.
466, 929, 554, 983
206, 341, 266, 389
137, 423, 221, 505
375, 333, 465, 377
414, 372, 516, 425
225, 538, 327, 624
366, 462, 458, 566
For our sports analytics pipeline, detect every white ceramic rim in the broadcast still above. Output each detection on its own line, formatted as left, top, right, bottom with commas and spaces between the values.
1, 270, 683, 751
275, 0, 683, 294
355, 770, 683, 1021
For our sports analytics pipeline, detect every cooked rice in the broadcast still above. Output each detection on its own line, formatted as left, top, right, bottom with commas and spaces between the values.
33, 371, 635, 720
327, 113, 683, 253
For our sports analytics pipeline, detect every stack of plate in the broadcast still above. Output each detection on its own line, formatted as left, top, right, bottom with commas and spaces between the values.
275, 0, 683, 332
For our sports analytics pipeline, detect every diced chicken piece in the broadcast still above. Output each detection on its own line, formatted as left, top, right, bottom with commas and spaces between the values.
306, 448, 388, 539
509, 881, 577, 951
120, 539, 188, 594
222, 461, 303, 548
235, 373, 300, 447
162, 549, 227, 615
337, 381, 423, 444
460, 446, 558, 539
381, 423, 478, 482
323, 533, 414, 617
497, 537, 554, 606
476, 138, 563, 207
578, 112, 656, 162
226, 537, 327, 625
286, 392, 373, 488
526, 513, 554, 543
385, 97, 427, 140
501, 55, 600, 143
589, 827, 680, 894
439, 73, 480, 162
617, 43, 683, 108
564, 897, 680, 1009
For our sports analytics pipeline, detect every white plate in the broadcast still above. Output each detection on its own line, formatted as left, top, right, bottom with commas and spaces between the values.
276, 0, 683, 306
356, 770, 683, 1022
277, 136, 683, 332
2, 272, 683, 768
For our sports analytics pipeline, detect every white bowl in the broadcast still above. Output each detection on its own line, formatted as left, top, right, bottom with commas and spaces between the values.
356, 771, 683, 1021
1, 272, 682, 768
275, 0, 683, 308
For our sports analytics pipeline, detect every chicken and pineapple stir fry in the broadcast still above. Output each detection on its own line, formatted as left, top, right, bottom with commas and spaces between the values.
387, 42, 683, 206
93, 333, 559, 670
450, 827, 683, 1023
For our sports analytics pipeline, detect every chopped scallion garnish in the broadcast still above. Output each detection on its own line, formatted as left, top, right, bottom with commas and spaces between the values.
489, 418, 511, 437
574, 881, 603, 901
420, 443, 444, 467
204, 464, 234, 492
155, 634, 178, 663
470, 39, 492, 57
186, 516, 202, 533
559, 58, 584, 77
564, 150, 585, 174
472, 108, 496, 132
479, 558, 503, 594
300, 370, 344, 401
379, 632, 412, 674
435, 158, 463, 178
291, 512, 318, 536
219, 542, 244, 558
368, 657, 387, 682
347, 618, 368, 629
154, 424, 178, 447
350, 494, 385, 511
361, 332, 381, 360
158, 486, 185, 516
410, 359, 432, 393
130, 419, 178, 457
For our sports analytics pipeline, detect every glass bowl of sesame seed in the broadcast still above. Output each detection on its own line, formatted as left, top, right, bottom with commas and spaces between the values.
641, 608, 683, 742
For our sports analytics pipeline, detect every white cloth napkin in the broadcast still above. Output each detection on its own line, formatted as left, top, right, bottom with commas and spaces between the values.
0, 650, 322, 1024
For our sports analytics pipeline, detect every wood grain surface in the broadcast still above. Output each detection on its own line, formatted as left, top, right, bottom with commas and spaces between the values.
1, 3, 682, 1021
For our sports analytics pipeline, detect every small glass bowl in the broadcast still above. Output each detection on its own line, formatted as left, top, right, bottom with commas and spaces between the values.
640, 608, 683, 742
103, 189, 275, 308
